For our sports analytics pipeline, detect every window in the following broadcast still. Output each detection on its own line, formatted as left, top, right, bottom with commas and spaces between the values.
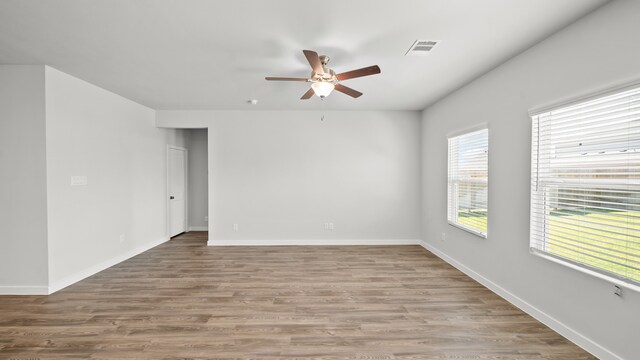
530, 85, 640, 287
448, 128, 488, 237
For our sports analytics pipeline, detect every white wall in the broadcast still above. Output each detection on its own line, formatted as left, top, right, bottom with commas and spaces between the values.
44, 67, 188, 290
158, 110, 422, 244
187, 129, 208, 230
421, 1, 640, 359
0, 66, 49, 293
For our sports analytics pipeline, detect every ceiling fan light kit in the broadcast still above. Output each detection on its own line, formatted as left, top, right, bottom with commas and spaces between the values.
311, 81, 334, 98
266, 50, 380, 100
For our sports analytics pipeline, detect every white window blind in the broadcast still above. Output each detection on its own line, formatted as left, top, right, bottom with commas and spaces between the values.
448, 128, 488, 237
530, 85, 640, 286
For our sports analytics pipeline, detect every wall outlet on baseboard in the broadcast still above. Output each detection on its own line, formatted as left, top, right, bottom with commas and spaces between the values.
204, 216, 208, 222
441, 232, 446, 242
233, 223, 239, 232
119, 234, 125, 243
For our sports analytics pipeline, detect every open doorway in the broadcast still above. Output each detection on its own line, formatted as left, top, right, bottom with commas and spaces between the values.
186, 129, 209, 235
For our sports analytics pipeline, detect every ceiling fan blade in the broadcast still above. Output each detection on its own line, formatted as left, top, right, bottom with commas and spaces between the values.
300, 88, 315, 100
335, 65, 381, 81
265, 77, 309, 82
334, 84, 363, 98
303, 50, 324, 75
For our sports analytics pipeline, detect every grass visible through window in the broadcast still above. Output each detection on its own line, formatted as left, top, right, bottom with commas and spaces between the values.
547, 209, 640, 283
457, 209, 487, 234
460, 209, 640, 282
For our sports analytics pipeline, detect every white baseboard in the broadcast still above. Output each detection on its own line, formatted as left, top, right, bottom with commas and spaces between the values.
47, 237, 170, 294
418, 240, 621, 360
0, 285, 49, 295
208, 238, 421, 246
188, 226, 208, 231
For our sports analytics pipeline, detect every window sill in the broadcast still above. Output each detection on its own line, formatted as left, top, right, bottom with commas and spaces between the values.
530, 249, 640, 293
448, 221, 487, 239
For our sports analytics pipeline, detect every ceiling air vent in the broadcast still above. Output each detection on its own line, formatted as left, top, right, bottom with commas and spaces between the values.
405, 40, 439, 56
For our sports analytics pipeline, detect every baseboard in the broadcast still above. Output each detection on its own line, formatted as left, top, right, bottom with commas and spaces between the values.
47, 237, 170, 294
418, 240, 621, 360
0, 285, 49, 295
188, 226, 208, 231
208, 238, 421, 246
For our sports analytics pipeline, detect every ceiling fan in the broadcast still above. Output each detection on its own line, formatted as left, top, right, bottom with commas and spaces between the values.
265, 50, 381, 100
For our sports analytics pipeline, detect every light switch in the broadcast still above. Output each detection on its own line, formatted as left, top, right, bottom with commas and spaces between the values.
71, 176, 88, 186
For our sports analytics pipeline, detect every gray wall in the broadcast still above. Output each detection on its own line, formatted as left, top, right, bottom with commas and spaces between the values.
0, 66, 49, 293
187, 129, 208, 230
44, 66, 188, 289
158, 110, 422, 243
421, 1, 640, 359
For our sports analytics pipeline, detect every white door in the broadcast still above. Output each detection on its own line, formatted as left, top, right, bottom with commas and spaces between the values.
168, 147, 187, 237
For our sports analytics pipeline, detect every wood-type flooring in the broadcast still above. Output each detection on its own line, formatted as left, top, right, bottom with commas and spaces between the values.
0, 232, 596, 359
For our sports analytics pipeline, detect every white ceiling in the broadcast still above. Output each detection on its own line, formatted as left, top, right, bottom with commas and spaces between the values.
0, 0, 608, 111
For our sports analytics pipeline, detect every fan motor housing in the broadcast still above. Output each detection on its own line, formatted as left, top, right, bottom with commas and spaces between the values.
313, 67, 336, 83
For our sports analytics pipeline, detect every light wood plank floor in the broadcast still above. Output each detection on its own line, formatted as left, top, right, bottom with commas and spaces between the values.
0, 232, 595, 359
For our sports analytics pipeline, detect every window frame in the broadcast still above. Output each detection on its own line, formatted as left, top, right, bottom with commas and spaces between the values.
529, 81, 640, 291
447, 127, 489, 238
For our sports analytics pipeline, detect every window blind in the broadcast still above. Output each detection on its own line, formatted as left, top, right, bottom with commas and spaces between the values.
448, 128, 488, 237
530, 85, 640, 286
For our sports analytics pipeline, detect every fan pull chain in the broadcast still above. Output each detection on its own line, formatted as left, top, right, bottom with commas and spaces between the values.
320, 97, 325, 121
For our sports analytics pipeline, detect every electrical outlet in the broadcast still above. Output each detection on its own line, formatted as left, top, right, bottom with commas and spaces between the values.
233, 223, 239, 232
614, 285, 623, 297
204, 216, 208, 222
441, 232, 446, 242
119, 234, 125, 243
